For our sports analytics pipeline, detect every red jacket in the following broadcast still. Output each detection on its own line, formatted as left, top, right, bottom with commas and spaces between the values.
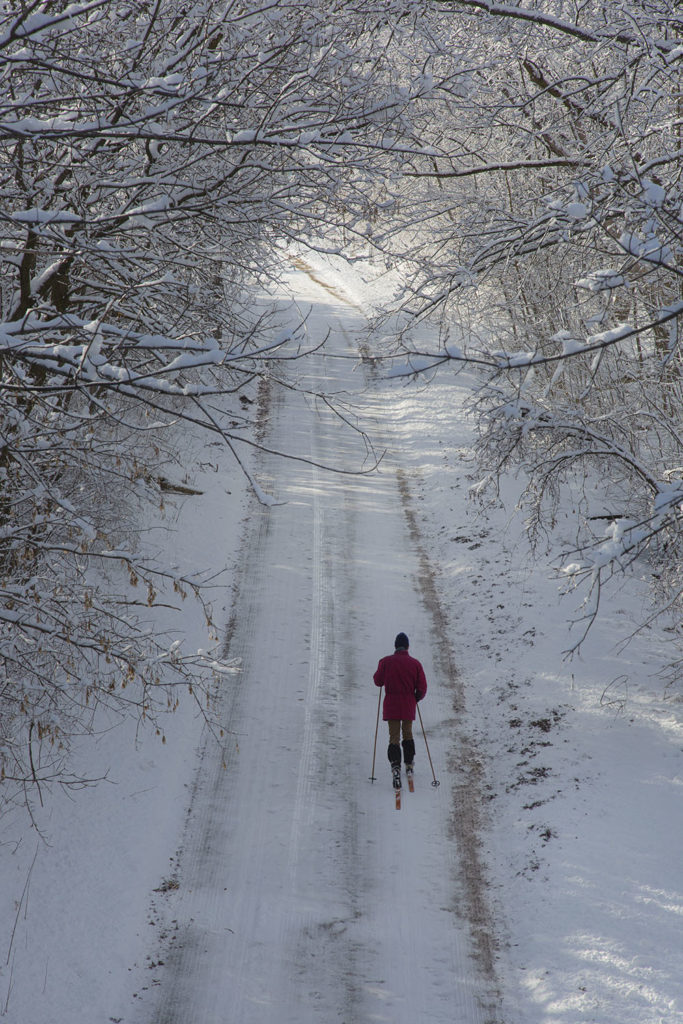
374, 649, 427, 721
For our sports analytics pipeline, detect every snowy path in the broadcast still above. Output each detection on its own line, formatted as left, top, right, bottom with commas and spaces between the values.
142, 267, 495, 1024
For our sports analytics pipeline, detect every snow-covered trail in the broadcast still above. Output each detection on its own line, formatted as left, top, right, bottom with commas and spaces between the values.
143, 266, 495, 1024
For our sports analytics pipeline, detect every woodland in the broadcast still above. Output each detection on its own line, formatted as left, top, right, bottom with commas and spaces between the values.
1, 0, 681, 811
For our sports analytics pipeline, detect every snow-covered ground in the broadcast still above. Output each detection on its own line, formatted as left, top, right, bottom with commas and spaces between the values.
0, 257, 680, 1024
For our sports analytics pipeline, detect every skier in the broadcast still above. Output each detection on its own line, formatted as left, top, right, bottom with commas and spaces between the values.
373, 632, 427, 789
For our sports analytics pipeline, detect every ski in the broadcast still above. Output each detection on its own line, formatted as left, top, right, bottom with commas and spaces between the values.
406, 767, 415, 793
392, 764, 402, 808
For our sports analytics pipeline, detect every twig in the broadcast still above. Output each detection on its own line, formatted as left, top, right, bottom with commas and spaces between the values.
6, 845, 39, 967
28, 722, 44, 808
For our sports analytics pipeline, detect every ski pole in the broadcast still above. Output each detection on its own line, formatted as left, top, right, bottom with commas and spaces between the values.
417, 702, 440, 787
369, 686, 382, 782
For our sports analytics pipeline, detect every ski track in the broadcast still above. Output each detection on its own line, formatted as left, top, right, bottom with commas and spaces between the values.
139, 269, 495, 1024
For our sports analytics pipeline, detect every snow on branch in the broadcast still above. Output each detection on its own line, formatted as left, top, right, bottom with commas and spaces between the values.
490, 305, 683, 372
435, 0, 681, 53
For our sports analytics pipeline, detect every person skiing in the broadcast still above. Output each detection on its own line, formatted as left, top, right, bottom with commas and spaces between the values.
373, 632, 427, 789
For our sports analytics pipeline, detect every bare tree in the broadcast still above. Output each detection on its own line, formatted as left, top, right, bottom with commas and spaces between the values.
0, 0, 444, 807
372, 0, 683, 661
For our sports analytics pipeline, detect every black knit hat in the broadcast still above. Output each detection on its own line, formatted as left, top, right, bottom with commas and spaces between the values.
394, 632, 409, 650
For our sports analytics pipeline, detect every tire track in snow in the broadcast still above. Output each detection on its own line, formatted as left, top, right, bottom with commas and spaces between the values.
283, 323, 367, 1021
396, 465, 501, 1018
287, 479, 323, 878
143, 498, 276, 1024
